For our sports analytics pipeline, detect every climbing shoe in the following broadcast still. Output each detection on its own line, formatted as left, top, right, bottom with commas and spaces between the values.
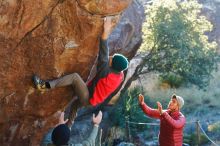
33, 75, 47, 91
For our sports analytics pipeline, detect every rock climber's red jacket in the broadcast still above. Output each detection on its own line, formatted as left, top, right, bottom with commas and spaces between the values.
140, 102, 186, 146
87, 38, 124, 106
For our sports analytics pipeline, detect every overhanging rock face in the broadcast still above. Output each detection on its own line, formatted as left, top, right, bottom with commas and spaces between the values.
0, 0, 139, 145
70, 0, 145, 143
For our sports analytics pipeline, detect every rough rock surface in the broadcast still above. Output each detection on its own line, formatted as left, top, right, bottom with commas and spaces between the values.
0, 0, 135, 145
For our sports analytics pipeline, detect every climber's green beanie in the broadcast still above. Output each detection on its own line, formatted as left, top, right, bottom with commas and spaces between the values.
112, 54, 129, 72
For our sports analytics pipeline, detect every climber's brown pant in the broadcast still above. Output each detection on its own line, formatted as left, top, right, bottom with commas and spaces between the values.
49, 73, 90, 106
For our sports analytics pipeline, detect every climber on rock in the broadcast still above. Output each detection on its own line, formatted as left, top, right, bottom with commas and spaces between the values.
33, 16, 129, 107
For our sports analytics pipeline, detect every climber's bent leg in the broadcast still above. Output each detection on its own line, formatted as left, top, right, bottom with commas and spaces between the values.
49, 73, 90, 106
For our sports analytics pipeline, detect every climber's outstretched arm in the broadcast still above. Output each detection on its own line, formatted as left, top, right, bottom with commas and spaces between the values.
101, 17, 115, 40
98, 16, 119, 71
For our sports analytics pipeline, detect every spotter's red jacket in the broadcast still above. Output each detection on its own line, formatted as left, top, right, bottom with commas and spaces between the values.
140, 102, 186, 146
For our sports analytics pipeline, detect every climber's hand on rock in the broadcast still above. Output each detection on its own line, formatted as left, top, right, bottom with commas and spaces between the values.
102, 16, 120, 39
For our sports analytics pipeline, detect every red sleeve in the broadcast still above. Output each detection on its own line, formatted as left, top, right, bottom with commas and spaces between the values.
140, 102, 160, 119
161, 112, 186, 128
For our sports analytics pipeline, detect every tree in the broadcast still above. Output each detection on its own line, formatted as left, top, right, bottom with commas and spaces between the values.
121, 0, 219, 94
